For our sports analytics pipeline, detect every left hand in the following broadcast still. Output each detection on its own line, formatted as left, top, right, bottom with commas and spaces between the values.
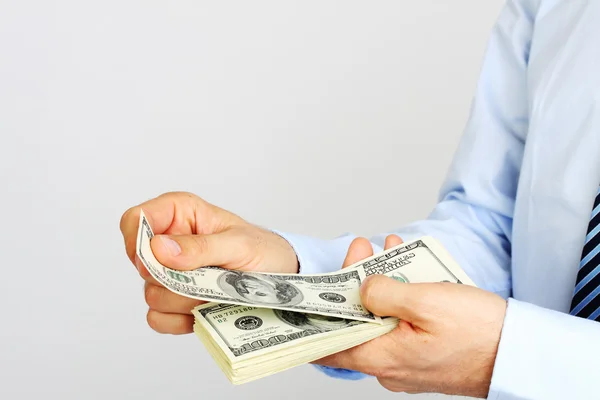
119, 192, 300, 335
314, 235, 507, 398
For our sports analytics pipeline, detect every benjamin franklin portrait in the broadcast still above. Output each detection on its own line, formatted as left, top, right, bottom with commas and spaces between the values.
217, 271, 303, 306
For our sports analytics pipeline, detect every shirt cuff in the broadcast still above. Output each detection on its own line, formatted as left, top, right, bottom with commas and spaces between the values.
271, 230, 357, 275
312, 364, 369, 380
487, 298, 600, 400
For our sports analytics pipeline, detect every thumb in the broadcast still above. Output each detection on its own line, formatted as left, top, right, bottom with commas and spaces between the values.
151, 229, 249, 271
360, 275, 427, 324
342, 238, 374, 269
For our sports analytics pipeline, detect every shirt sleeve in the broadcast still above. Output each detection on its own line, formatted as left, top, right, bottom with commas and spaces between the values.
488, 299, 600, 400
273, 0, 537, 381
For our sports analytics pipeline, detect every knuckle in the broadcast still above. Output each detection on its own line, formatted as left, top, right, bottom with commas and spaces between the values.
246, 228, 269, 261
374, 365, 398, 380
161, 190, 190, 198
119, 206, 138, 233
377, 378, 404, 393
255, 231, 266, 250
161, 191, 203, 210
144, 284, 164, 309
361, 275, 384, 306
191, 235, 209, 256
164, 191, 202, 204
237, 228, 260, 254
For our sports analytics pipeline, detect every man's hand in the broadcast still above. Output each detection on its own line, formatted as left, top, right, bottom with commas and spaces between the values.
120, 192, 299, 335
316, 236, 507, 398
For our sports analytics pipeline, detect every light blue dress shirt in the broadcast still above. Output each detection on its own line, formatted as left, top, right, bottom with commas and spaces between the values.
275, 1, 600, 399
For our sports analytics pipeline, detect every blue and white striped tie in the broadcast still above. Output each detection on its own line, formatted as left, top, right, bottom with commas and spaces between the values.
570, 186, 600, 321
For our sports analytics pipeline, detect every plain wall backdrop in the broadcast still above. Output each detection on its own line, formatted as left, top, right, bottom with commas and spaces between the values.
1, 1, 504, 399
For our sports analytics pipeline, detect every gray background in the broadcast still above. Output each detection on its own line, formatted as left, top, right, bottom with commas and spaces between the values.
0, 1, 504, 399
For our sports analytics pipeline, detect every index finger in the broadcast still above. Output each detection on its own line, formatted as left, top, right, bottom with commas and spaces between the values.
312, 332, 400, 376
119, 192, 195, 264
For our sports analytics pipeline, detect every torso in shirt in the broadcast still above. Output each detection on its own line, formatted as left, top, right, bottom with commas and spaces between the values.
512, 0, 600, 312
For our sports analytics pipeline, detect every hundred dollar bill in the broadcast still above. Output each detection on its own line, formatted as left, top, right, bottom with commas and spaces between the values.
136, 211, 380, 322
354, 237, 475, 287
137, 211, 475, 322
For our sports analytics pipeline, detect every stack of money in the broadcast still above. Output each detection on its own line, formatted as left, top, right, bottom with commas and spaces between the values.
192, 304, 398, 384
137, 211, 476, 384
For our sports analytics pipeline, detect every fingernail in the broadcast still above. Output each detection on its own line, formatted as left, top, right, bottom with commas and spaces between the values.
159, 235, 182, 256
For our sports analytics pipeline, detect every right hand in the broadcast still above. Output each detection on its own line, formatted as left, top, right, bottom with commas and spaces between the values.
119, 191, 299, 335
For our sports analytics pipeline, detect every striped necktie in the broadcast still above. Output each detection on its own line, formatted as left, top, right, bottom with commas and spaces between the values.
570, 186, 600, 321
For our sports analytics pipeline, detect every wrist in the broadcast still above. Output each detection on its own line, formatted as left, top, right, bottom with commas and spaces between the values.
269, 230, 300, 274
464, 297, 507, 398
